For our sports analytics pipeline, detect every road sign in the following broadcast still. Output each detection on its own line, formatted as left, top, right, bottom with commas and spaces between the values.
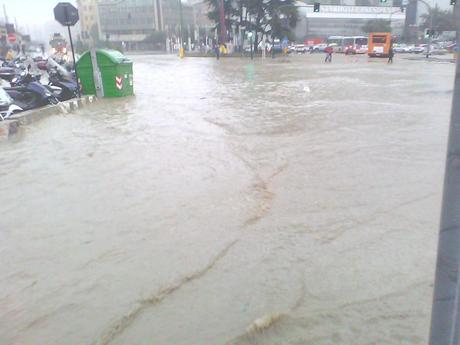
54, 2, 79, 26
53, 2, 81, 98
7, 33, 16, 43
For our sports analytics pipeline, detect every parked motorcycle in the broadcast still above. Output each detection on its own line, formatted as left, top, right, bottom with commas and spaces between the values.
4, 70, 59, 111
0, 87, 23, 120
45, 58, 79, 101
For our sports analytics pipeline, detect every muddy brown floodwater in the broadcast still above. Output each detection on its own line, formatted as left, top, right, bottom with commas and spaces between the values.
0, 54, 455, 345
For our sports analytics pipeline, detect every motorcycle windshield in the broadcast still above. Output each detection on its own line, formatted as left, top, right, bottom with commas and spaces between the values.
47, 57, 72, 81
0, 87, 13, 107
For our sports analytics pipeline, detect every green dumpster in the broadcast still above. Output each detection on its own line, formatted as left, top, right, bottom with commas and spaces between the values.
76, 49, 133, 97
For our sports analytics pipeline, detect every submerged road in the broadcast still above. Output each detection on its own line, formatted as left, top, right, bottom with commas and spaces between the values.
0, 54, 455, 344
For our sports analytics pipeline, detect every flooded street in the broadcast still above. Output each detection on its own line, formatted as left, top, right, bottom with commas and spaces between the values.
0, 54, 455, 344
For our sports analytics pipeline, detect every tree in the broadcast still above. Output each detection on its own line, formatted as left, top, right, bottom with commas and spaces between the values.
205, 0, 239, 40
420, 5, 455, 34
361, 19, 391, 33
206, 0, 298, 51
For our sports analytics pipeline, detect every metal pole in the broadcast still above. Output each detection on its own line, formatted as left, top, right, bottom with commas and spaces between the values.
426, 7, 433, 58
67, 25, 81, 98
306, 11, 309, 42
429, 4, 460, 344
178, 0, 184, 58
272, 10, 277, 59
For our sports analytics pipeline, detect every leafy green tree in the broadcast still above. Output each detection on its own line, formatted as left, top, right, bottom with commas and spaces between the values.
361, 19, 391, 33
206, 0, 298, 50
420, 5, 455, 34
205, 0, 239, 39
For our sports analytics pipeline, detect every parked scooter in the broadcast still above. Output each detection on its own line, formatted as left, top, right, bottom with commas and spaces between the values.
46, 58, 79, 101
0, 87, 23, 120
4, 70, 59, 111
0, 59, 26, 82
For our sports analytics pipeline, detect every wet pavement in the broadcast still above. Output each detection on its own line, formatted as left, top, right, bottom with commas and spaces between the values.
0, 53, 455, 344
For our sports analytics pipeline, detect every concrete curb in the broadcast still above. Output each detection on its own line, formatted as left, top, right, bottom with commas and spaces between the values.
0, 95, 97, 142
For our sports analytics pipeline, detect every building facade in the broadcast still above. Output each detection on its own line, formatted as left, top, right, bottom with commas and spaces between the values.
97, 0, 159, 44
294, 0, 406, 41
77, 0, 99, 42
94, 0, 198, 48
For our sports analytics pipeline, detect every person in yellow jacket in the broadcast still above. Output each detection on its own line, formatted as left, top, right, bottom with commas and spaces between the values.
5, 49, 14, 61
219, 44, 227, 55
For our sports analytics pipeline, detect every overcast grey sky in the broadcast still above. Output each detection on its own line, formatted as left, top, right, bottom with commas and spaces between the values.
2, 0, 77, 43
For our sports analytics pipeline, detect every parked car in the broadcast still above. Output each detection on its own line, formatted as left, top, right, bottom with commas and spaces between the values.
312, 43, 328, 52
294, 44, 307, 53
411, 45, 426, 54
393, 44, 411, 53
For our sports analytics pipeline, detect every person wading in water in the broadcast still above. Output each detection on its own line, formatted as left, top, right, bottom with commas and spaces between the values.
324, 45, 333, 63
388, 45, 394, 64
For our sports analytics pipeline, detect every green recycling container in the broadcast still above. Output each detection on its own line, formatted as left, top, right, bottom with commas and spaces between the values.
76, 49, 133, 97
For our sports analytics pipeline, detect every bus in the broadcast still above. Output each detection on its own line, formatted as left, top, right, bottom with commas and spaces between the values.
343, 36, 368, 54
49, 33, 67, 55
368, 32, 392, 58
326, 36, 344, 52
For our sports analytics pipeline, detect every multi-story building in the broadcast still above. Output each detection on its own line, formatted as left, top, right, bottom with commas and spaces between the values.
293, 0, 406, 41
95, 0, 196, 49
77, 0, 99, 42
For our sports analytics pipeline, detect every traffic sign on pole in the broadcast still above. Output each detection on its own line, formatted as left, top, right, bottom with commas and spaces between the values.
53, 2, 81, 98
54, 2, 79, 26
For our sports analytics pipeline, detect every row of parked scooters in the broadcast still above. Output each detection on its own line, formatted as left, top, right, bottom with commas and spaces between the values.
0, 56, 79, 120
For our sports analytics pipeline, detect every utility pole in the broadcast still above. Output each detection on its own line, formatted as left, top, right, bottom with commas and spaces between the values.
429, 3, 460, 344
178, 0, 184, 58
